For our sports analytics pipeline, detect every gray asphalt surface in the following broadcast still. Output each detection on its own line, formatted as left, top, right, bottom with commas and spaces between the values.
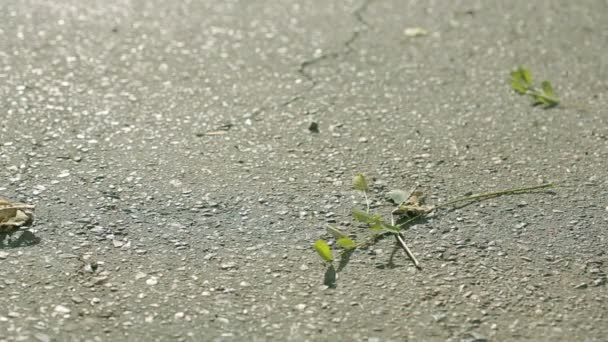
1, 0, 608, 341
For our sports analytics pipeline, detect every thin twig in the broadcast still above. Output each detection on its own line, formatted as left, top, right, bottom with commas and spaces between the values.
395, 233, 421, 270
434, 183, 554, 210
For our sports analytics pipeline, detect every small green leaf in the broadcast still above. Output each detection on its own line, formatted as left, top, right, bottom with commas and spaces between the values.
314, 240, 333, 262
519, 67, 532, 85
370, 223, 384, 231
510, 67, 558, 109
352, 209, 381, 224
387, 189, 409, 205
510, 79, 527, 94
337, 237, 357, 249
380, 221, 400, 233
352, 208, 371, 222
541, 81, 554, 98
531, 93, 549, 105
327, 225, 349, 240
510, 70, 523, 82
352, 173, 369, 192
369, 221, 400, 233
510, 68, 532, 94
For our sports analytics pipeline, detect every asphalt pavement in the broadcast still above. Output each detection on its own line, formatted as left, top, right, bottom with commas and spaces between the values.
1, 0, 607, 341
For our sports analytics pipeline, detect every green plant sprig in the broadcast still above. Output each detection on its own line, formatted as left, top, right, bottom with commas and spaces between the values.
358, 183, 555, 257
511, 67, 559, 109
352, 173, 370, 213
313, 174, 557, 284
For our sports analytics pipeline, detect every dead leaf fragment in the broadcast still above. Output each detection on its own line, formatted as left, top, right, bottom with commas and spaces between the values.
393, 190, 434, 216
0, 207, 18, 222
0, 199, 35, 233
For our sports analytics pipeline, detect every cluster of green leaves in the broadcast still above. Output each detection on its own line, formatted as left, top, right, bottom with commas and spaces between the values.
313, 171, 556, 287
313, 173, 402, 265
313, 226, 357, 263
510, 67, 559, 109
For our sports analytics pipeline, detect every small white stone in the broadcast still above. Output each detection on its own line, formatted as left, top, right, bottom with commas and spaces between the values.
404, 27, 429, 37
54, 305, 71, 314
0, 251, 9, 259
174, 312, 185, 319
135, 272, 147, 280
146, 276, 158, 286
220, 262, 237, 270
57, 170, 70, 178
294, 303, 307, 311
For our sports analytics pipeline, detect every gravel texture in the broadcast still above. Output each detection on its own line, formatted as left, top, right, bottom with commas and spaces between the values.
1, 0, 607, 341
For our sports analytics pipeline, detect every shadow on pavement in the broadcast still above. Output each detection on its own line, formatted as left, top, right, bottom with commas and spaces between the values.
0, 230, 41, 249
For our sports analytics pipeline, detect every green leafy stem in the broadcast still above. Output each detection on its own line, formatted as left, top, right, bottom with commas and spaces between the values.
510, 67, 559, 109
314, 174, 555, 280
510, 67, 592, 112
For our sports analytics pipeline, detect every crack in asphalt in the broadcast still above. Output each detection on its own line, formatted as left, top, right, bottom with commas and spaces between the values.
246, 0, 372, 116
279, 0, 373, 108
296, 52, 340, 85
296, 0, 372, 85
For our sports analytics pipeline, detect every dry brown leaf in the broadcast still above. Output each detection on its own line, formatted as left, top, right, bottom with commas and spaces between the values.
393, 190, 434, 216
0, 207, 18, 222
0, 199, 35, 233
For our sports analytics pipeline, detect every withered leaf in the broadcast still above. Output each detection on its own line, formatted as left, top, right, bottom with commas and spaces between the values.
393, 190, 434, 217
0, 199, 35, 233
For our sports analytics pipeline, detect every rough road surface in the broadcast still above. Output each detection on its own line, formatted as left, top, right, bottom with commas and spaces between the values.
1, 1, 607, 341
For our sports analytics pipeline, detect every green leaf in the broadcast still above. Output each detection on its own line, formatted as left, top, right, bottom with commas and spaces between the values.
531, 92, 557, 106
519, 67, 532, 85
387, 189, 409, 205
510, 68, 532, 94
314, 240, 333, 262
510, 67, 558, 109
353, 209, 400, 233
327, 225, 349, 240
531, 93, 549, 105
510, 70, 523, 83
369, 221, 400, 233
352, 209, 381, 224
510, 78, 528, 94
370, 223, 384, 231
541, 81, 554, 98
380, 221, 400, 233
352, 173, 369, 192
531, 93, 558, 109
337, 237, 357, 249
